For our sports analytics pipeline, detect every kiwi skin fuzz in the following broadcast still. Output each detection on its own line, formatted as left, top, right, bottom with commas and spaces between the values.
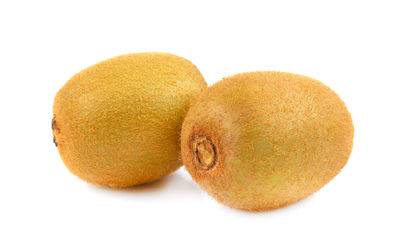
181, 72, 354, 211
53, 52, 207, 187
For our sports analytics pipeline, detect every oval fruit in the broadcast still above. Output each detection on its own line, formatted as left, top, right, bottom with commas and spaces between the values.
53, 52, 207, 187
181, 72, 353, 211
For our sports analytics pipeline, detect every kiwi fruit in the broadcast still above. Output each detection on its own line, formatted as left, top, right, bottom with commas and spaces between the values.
52, 52, 207, 187
181, 71, 353, 211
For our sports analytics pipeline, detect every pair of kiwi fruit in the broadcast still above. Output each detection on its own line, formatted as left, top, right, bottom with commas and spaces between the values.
52, 52, 353, 211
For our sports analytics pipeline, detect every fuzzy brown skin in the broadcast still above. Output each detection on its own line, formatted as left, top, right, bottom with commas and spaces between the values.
53, 52, 207, 187
181, 72, 354, 211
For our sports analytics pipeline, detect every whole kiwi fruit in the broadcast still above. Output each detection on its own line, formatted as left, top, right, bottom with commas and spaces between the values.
181, 71, 353, 211
52, 52, 207, 187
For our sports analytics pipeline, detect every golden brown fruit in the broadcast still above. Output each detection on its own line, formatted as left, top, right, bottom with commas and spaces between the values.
181, 72, 353, 211
53, 52, 207, 187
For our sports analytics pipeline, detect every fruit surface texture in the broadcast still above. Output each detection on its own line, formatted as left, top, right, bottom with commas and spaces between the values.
181, 72, 354, 211
53, 52, 207, 187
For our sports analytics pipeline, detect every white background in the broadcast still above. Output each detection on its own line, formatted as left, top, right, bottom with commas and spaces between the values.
1, 0, 399, 251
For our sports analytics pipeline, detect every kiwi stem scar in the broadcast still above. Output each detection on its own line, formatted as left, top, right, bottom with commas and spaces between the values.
52, 116, 59, 147
192, 135, 217, 170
